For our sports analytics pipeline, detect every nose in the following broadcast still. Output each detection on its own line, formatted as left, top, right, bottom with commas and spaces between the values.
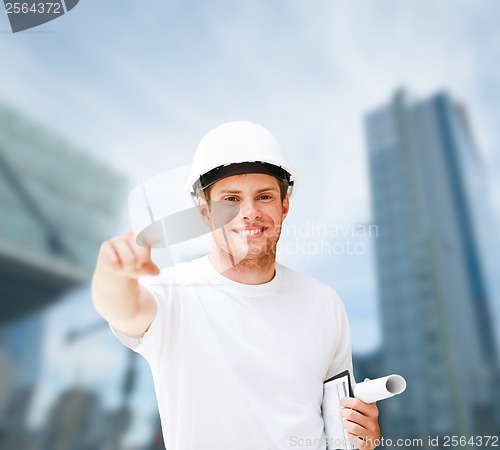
239, 198, 261, 221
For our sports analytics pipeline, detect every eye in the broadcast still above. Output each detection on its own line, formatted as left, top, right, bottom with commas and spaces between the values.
223, 196, 239, 202
258, 194, 273, 201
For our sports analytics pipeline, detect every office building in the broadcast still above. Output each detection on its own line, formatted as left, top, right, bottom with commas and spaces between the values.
0, 101, 128, 446
365, 90, 499, 443
0, 101, 128, 324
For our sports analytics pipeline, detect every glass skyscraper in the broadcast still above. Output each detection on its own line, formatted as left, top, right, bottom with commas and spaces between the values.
0, 102, 128, 323
0, 101, 128, 448
365, 90, 499, 445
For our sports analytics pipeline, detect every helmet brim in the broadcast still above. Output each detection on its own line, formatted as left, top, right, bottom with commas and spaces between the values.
192, 161, 294, 195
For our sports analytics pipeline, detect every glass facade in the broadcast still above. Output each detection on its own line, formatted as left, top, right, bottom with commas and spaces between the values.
0, 103, 127, 271
0, 102, 128, 322
0, 102, 129, 446
365, 90, 499, 444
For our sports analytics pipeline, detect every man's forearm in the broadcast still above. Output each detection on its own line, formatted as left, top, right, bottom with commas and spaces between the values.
91, 262, 141, 325
92, 232, 159, 337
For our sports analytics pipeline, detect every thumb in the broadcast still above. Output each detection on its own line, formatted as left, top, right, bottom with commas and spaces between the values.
138, 261, 160, 276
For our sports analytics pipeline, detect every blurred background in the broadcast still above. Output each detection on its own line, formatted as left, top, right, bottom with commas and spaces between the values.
0, 1, 499, 449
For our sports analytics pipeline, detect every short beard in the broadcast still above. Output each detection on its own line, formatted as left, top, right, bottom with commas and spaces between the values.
215, 223, 282, 272
229, 240, 277, 272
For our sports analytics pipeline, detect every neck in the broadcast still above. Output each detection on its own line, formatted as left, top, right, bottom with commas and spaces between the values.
209, 249, 276, 285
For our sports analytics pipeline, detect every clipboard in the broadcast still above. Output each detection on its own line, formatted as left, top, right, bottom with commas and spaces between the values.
322, 370, 355, 450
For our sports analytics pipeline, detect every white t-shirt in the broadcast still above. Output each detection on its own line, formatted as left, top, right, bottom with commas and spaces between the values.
113, 256, 354, 450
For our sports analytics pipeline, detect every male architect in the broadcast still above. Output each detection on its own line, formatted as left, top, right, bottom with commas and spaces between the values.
92, 121, 380, 450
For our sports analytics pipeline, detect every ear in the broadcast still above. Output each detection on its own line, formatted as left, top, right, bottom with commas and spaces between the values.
281, 194, 290, 221
196, 195, 211, 225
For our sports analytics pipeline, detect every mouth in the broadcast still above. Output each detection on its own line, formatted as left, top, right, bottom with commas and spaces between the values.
232, 227, 267, 238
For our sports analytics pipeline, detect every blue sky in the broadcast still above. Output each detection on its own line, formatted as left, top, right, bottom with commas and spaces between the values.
1, 0, 499, 446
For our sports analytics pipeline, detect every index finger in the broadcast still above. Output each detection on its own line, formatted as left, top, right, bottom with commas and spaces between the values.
126, 231, 153, 259
340, 396, 376, 415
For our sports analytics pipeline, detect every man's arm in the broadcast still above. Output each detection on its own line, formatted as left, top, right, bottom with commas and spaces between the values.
91, 231, 160, 338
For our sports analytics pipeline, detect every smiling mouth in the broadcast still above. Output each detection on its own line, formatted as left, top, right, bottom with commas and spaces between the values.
233, 227, 267, 237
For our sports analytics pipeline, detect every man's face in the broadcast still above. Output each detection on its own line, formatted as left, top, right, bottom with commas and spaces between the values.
202, 173, 289, 266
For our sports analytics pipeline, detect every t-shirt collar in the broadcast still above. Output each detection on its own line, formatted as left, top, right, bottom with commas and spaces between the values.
200, 255, 283, 297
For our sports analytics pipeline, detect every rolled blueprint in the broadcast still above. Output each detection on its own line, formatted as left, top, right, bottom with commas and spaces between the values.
353, 374, 406, 403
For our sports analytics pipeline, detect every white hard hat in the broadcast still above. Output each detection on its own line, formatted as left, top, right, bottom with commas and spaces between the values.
187, 121, 296, 197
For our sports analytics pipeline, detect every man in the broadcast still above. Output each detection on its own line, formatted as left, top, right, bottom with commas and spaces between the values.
92, 121, 380, 450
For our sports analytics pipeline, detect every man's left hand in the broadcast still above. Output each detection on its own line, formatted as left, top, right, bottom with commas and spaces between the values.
340, 387, 380, 450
